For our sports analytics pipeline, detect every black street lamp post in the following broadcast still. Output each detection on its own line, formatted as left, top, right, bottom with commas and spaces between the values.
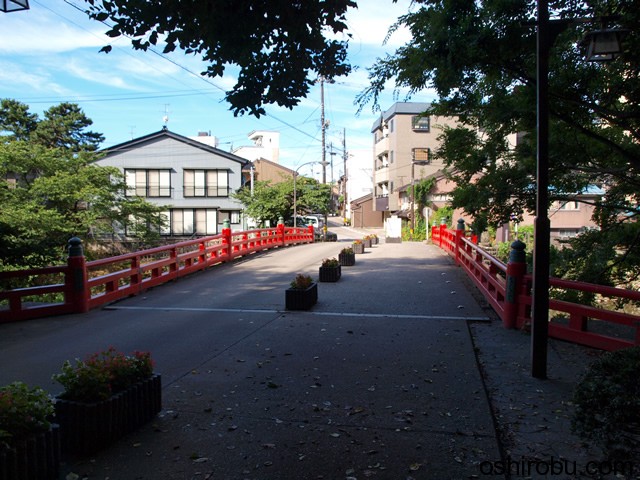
531, 1, 625, 379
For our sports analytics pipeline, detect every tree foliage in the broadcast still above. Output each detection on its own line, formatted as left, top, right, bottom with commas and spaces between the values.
0, 100, 166, 269
82, 0, 356, 117
359, 0, 640, 286
233, 176, 330, 226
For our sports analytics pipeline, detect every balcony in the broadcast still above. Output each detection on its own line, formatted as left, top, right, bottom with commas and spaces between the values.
373, 166, 389, 184
374, 136, 389, 157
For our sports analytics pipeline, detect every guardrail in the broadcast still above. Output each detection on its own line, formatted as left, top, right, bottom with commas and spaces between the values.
432, 221, 640, 351
0, 224, 314, 323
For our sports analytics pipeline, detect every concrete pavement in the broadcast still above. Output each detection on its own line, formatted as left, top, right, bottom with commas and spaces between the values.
0, 224, 610, 479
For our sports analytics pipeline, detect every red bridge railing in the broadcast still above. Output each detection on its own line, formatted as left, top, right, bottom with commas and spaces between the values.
0, 224, 314, 323
432, 221, 640, 351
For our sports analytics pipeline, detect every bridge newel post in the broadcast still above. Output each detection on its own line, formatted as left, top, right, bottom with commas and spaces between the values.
455, 219, 465, 264
504, 240, 527, 329
277, 216, 285, 246
308, 225, 314, 243
439, 218, 447, 248
66, 237, 89, 314
222, 219, 232, 260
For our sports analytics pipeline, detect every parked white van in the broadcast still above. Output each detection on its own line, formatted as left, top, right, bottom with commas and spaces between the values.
304, 215, 324, 229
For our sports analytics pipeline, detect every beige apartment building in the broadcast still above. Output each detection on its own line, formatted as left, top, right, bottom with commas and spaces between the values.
371, 102, 458, 220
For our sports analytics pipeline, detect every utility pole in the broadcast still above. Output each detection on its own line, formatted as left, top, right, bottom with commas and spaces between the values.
320, 78, 327, 185
342, 128, 348, 222
320, 78, 329, 239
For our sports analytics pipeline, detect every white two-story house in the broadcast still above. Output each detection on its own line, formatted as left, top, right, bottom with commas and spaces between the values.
95, 128, 247, 236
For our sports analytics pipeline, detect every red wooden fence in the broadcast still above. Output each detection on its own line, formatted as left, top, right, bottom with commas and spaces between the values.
0, 224, 314, 323
432, 222, 640, 351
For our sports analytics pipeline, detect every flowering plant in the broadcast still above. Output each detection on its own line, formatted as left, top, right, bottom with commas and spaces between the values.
0, 382, 54, 449
321, 257, 339, 268
353, 239, 363, 244
52, 347, 154, 403
290, 273, 313, 290
340, 247, 354, 255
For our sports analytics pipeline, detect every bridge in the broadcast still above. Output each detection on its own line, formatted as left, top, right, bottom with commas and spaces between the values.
0, 221, 505, 478
1, 220, 638, 478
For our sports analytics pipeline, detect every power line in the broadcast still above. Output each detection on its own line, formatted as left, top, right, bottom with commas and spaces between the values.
56, 0, 324, 144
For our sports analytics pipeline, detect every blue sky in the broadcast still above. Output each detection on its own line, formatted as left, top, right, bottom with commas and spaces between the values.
0, 0, 436, 184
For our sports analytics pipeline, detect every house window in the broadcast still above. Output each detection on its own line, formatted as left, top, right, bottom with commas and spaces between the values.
169, 208, 218, 235
559, 201, 579, 210
390, 181, 394, 193
218, 210, 241, 228
183, 169, 230, 197
389, 119, 394, 133
412, 147, 431, 162
125, 169, 171, 197
390, 150, 394, 164
412, 115, 430, 132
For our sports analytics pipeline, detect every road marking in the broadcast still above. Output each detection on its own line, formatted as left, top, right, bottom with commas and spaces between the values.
104, 305, 489, 321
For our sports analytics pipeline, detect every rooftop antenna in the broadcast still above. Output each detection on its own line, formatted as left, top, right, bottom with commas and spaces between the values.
162, 104, 171, 130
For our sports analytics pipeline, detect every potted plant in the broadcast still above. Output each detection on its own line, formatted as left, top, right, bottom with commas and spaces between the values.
370, 233, 379, 245
338, 247, 356, 266
0, 382, 60, 480
363, 235, 372, 248
352, 239, 365, 254
319, 257, 341, 282
285, 273, 318, 310
52, 347, 161, 456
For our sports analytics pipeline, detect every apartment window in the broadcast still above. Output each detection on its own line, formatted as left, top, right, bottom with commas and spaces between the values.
389, 119, 394, 133
169, 208, 218, 236
390, 150, 394, 164
412, 147, 431, 163
125, 169, 171, 197
183, 169, 230, 197
390, 181, 394, 193
412, 115, 430, 132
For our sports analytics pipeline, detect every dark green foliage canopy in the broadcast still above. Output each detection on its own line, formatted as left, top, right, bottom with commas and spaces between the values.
359, 0, 639, 287
83, 0, 356, 117
0, 100, 166, 269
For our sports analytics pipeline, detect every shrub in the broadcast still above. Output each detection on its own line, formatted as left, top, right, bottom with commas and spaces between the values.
0, 382, 54, 449
340, 247, 354, 255
571, 346, 640, 462
290, 274, 313, 290
321, 257, 339, 268
52, 347, 154, 403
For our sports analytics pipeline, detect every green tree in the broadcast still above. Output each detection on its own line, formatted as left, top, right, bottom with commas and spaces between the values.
233, 176, 330, 225
359, 0, 639, 287
0, 102, 166, 269
82, 0, 356, 117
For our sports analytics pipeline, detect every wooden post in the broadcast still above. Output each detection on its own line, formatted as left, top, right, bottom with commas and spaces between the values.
66, 237, 89, 314
221, 219, 232, 260
455, 219, 465, 265
504, 240, 527, 329
277, 216, 285, 246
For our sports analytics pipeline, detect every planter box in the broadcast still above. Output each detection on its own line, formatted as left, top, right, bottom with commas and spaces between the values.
363, 238, 372, 248
55, 374, 162, 456
319, 265, 341, 282
285, 283, 318, 310
0, 425, 60, 480
338, 252, 355, 266
353, 243, 365, 254
371, 236, 379, 245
